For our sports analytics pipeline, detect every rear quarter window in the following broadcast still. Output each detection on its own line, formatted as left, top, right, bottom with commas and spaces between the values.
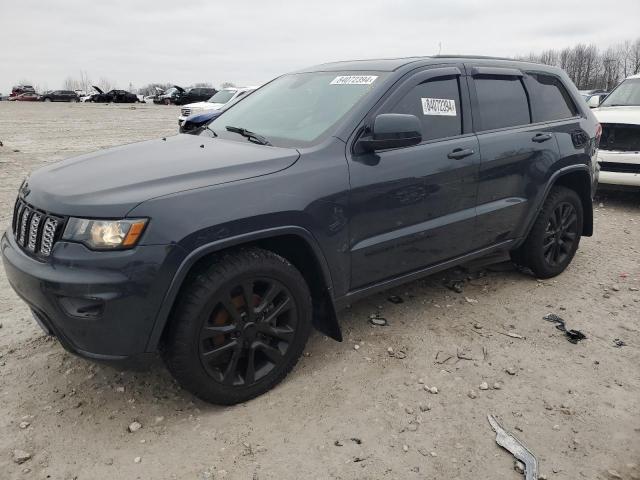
474, 76, 531, 131
526, 74, 578, 122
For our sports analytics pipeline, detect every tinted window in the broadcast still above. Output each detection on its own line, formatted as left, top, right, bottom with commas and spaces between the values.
388, 76, 462, 141
215, 71, 385, 147
475, 77, 530, 131
527, 74, 577, 121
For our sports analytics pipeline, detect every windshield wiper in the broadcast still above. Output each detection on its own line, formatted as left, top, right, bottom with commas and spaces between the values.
204, 124, 217, 137
225, 126, 272, 146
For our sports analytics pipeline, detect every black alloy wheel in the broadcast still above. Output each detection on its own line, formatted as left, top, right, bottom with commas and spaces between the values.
543, 201, 578, 267
163, 248, 312, 405
198, 277, 297, 387
511, 186, 583, 278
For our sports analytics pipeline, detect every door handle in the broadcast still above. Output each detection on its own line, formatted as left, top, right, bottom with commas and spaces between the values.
447, 148, 474, 160
532, 133, 552, 143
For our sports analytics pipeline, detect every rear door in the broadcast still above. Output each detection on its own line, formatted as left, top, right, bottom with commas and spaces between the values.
348, 66, 480, 288
467, 66, 562, 248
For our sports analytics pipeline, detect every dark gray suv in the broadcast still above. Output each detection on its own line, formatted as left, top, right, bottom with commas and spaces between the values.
2, 56, 600, 404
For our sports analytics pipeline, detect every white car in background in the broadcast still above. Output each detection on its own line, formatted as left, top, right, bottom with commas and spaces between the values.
178, 86, 257, 127
593, 73, 640, 187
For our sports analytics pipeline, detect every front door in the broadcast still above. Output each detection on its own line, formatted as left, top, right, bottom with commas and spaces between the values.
348, 66, 479, 289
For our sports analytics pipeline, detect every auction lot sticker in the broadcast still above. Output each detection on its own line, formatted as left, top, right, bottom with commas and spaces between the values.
421, 97, 457, 116
330, 75, 378, 85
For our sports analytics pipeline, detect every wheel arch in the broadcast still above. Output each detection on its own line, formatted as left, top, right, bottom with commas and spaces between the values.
146, 227, 342, 352
548, 167, 593, 236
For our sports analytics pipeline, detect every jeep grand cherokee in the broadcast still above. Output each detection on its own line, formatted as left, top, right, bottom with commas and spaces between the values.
1, 56, 600, 404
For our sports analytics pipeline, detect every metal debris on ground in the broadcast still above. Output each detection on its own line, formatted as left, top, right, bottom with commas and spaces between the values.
445, 279, 465, 293
613, 338, 626, 348
488, 414, 538, 480
543, 313, 586, 344
387, 295, 404, 304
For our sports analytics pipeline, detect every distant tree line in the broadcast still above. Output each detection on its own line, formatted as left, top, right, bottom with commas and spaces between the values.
521, 37, 640, 90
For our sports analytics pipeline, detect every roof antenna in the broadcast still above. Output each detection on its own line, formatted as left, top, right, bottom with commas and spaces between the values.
438, 42, 442, 55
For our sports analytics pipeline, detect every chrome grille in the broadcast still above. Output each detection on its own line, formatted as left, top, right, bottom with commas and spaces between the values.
27, 212, 41, 251
12, 198, 64, 258
181, 108, 191, 117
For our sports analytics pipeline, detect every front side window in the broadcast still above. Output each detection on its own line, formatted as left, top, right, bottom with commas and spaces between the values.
387, 76, 462, 142
211, 71, 386, 147
527, 74, 577, 122
600, 78, 640, 107
475, 77, 530, 131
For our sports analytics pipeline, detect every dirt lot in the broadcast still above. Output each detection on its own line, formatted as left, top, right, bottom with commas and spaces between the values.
0, 102, 639, 480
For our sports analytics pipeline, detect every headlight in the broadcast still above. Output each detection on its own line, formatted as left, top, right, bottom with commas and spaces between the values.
62, 218, 148, 250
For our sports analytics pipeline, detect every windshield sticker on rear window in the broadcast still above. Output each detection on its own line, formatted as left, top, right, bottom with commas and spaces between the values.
421, 97, 457, 116
330, 75, 378, 85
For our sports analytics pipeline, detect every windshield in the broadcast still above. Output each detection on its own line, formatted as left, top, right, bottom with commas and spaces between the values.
208, 90, 236, 104
165, 87, 179, 96
600, 78, 640, 107
211, 71, 385, 147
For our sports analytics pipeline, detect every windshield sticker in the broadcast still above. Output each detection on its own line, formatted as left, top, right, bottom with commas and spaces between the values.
330, 75, 378, 85
421, 97, 457, 116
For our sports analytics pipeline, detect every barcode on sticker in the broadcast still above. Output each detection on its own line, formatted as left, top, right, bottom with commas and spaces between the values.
330, 75, 378, 85
421, 98, 457, 116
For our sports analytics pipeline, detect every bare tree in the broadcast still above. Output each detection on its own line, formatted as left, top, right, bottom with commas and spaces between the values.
220, 81, 236, 88
97, 77, 115, 91
193, 82, 213, 88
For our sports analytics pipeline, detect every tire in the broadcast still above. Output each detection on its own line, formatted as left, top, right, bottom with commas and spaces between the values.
43, 97, 51, 102
162, 247, 313, 405
512, 186, 583, 278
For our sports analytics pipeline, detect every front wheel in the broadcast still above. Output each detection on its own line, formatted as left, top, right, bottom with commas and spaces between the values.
512, 186, 583, 278
162, 248, 312, 405
43, 98, 52, 102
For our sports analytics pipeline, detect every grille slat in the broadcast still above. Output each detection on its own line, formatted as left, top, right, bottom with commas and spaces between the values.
12, 199, 64, 259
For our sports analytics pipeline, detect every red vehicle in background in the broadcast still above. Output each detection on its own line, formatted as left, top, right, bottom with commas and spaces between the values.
9, 92, 41, 101
9, 85, 36, 98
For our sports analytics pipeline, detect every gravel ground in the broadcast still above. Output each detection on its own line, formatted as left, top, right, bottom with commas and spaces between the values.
0, 102, 639, 480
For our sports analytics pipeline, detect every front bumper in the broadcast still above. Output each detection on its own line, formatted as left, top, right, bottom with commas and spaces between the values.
597, 150, 640, 186
1, 231, 176, 362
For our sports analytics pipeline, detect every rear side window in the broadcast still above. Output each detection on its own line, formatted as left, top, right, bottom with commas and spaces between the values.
388, 76, 462, 142
527, 74, 577, 122
475, 77, 530, 131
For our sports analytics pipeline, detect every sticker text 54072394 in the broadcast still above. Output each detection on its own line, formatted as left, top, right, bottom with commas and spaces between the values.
330, 75, 378, 85
421, 97, 457, 116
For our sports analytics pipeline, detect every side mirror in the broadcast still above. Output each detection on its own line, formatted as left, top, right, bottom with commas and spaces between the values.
587, 95, 601, 108
358, 114, 422, 152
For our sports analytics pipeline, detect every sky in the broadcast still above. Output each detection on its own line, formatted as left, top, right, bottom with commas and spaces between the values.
1, 0, 639, 94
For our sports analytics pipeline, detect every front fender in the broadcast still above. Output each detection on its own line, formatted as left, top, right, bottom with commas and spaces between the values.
144, 225, 336, 351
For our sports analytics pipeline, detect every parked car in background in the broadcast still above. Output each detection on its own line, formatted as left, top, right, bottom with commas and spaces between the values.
178, 86, 256, 128
153, 86, 184, 105
156, 86, 217, 105
8, 92, 41, 101
84, 86, 139, 103
592, 73, 640, 187
1, 56, 599, 405
40, 90, 80, 102
10, 85, 36, 98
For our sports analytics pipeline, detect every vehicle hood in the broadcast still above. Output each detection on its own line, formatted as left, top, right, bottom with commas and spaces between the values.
593, 106, 640, 126
23, 134, 300, 218
173, 85, 185, 92
91, 85, 104, 94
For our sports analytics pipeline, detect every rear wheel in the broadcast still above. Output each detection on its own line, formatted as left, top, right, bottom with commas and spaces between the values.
162, 248, 312, 405
512, 186, 583, 278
